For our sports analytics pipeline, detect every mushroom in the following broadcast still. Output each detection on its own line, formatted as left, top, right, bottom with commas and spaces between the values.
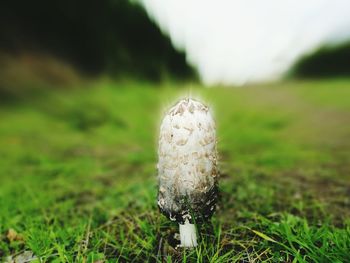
157, 98, 218, 247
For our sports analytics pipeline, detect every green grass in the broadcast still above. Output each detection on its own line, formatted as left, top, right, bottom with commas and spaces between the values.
0, 79, 349, 262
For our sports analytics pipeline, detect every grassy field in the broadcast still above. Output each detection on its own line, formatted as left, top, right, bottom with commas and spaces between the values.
0, 79, 349, 262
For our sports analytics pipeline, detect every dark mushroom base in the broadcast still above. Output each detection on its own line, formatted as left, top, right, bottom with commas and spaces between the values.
158, 184, 218, 225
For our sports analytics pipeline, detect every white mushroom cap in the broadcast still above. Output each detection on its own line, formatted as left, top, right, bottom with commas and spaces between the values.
158, 98, 218, 224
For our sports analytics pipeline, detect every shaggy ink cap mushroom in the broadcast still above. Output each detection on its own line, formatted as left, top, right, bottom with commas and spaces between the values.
157, 98, 218, 227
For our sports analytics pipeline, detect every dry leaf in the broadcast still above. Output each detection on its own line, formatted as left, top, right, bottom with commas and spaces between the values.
5, 251, 36, 263
6, 229, 24, 242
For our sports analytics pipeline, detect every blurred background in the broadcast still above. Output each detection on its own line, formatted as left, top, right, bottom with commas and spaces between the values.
0, 0, 349, 262
0, 0, 194, 100
1, 0, 350, 97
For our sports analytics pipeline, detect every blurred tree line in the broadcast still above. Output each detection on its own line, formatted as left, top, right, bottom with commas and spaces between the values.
0, 0, 194, 81
1, 0, 348, 87
292, 42, 350, 78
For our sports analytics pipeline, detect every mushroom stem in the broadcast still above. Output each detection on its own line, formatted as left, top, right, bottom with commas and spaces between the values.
179, 219, 198, 247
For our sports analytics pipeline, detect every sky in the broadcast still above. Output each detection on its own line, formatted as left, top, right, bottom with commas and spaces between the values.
140, 0, 350, 85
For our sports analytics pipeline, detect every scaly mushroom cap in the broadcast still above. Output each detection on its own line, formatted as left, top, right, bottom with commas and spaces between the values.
157, 98, 218, 224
